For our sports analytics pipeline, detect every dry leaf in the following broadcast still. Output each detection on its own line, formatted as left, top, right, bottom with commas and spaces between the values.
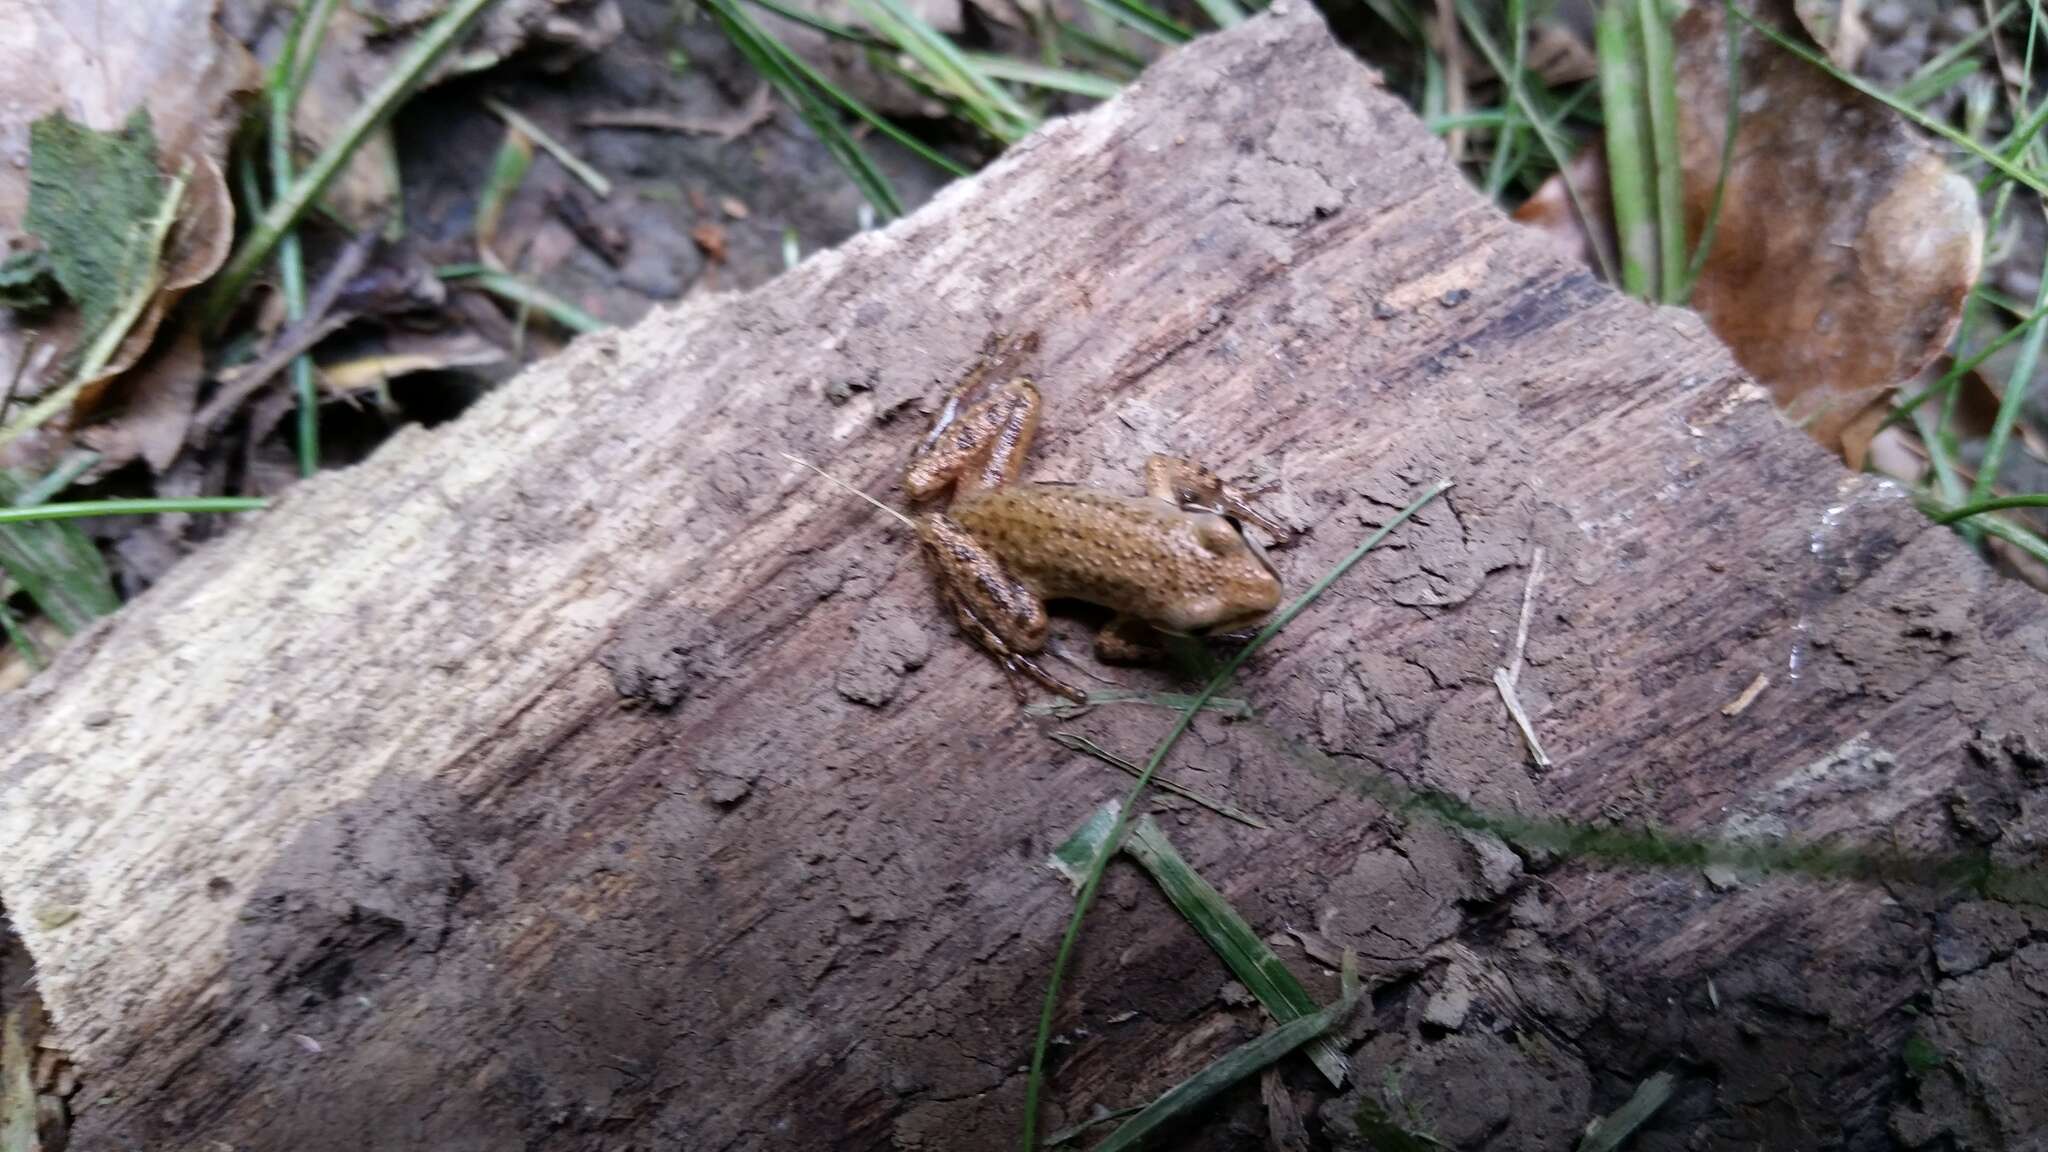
1676, 0, 1980, 449
720, 196, 750, 220
78, 322, 205, 475
580, 85, 775, 142
1792, 0, 1869, 69
1510, 147, 1613, 278
318, 329, 505, 393
692, 223, 729, 265
1526, 20, 1599, 86
0, 1, 253, 450
1515, 1, 1981, 456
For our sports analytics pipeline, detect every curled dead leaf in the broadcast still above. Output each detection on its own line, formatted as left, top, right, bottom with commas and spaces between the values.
1512, 0, 1981, 456
0, 1, 255, 454
1676, 0, 1980, 449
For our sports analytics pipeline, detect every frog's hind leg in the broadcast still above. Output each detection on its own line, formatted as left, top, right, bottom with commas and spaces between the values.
1143, 455, 1297, 545
905, 380, 1042, 499
914, 512, 1084, 701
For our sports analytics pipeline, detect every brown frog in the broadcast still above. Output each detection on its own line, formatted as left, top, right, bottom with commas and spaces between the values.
904, 338, 1294, 700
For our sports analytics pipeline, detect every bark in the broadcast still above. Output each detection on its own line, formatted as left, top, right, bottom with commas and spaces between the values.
3, 6, 2046, 1149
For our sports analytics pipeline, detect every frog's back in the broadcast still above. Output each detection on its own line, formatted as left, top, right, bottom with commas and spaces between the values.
948, 484, 1276, 628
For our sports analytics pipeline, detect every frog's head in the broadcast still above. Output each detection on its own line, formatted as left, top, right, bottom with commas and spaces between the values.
1160, 514, 1284, 635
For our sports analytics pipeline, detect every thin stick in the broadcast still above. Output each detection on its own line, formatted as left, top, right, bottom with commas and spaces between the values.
780, 451, 914, 527
1050, 732, 1269, 829
1493, 667, 1552, 769
1506, 545, 1543, 686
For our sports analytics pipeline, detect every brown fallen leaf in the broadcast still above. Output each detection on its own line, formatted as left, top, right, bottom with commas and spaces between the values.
1792, 0, 1869, 69
692, 223, 729, 265
1510, 146, 1614, 280
78, 322, 205, 475
0, 2, 254, 447
1677, 0, 1980, 449
1513, 0, 1981, 456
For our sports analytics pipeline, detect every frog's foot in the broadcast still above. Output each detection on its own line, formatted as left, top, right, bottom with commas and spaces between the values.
1143, 455, 1298, 545
1094, 614, 1167, 664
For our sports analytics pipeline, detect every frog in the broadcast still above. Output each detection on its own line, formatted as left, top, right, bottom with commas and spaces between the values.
903, 338, 1295, 701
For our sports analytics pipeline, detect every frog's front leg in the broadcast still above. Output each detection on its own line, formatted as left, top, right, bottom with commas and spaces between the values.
914, 511, 1085, 701
905, 379, 1042, 499
1143, 455, 1296, 544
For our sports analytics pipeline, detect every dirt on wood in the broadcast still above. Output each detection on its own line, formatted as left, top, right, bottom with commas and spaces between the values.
2, 6, 2047, 1151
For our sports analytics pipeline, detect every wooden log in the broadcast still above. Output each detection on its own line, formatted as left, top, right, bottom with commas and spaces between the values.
4, 6, 2044, 1148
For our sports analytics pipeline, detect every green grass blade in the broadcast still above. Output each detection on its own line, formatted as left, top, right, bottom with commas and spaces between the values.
1125, 815, 1347, 1086
1731, 6, 2048, 197
283, 0, 344, 109
961, 54, 1124, 99
268, 0, 329, 478
1482, 0, 1529, 200
484, 97, 612, 196
849, 0, 1038, 141
745, 0, 880, 43
1019, 478, 1454, 1150
1048, 734, 1269, 828
1090, 952, 1360, 1152
1955, 504, 2048, 568
1896, 2, 2012, 107
1461, 0, 1618, 282
1576, 1072, 1675, 1152
1079, 0, 1194, 45
0, 497, 267, 527
1190, 0, 1248, 29
1881, 296, 2048, 431
1597, 0, 1654, 297
1930, 493, 2048, 523
437, 264, 607, 334
0, 166, 190, 451
13, 451, 101, 508
1636, 0, 1684, 302
1286, 735, 2043, 902
0, 471, 122, 633
1054, 19, 1148, 71
0, 596, 42, 671
207, 0, 499, 325
1680, 0, 1741, 299
474, 125, 536, 263
702, 0, 904, 215
1967, 242, 2048, 504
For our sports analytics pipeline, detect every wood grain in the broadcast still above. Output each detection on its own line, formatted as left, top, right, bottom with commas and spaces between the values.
2, 6, 2043, 1148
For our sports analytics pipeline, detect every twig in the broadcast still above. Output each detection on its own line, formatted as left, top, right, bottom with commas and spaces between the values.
1493, 667, 1552, 770
195, 233, 375, 437
580, 86, 776, 141
1720, 672, 1768, 717
1506, 546, 1543, 686
484, 97, 613, 196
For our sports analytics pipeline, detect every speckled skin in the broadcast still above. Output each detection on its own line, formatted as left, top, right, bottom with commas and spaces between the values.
945, 486, 1280, 634
904, 364, 1285, 697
